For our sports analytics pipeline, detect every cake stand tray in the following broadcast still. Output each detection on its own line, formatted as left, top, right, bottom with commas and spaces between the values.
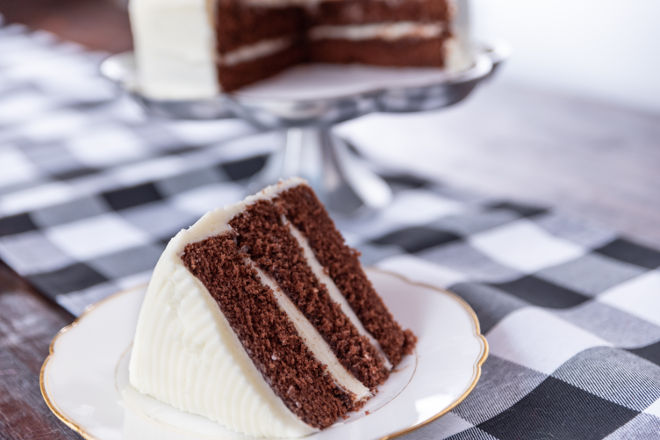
101, 43, 508, 213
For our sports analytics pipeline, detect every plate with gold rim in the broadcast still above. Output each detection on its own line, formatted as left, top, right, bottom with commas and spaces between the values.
41, 268, 487, 440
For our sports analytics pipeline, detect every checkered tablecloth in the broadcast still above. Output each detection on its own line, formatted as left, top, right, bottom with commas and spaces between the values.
1, 20, 659, 440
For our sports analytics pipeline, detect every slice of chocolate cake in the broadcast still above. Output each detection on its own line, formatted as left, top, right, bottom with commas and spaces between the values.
129, 178, 416, 437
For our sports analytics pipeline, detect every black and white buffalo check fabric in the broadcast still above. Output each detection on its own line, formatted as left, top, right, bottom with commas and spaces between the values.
1, 20, 659, 440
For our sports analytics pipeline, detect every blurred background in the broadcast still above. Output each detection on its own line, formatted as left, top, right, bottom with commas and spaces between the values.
0, 0, 659, 245
3, 0, 659, 111
472, 0, 660, 113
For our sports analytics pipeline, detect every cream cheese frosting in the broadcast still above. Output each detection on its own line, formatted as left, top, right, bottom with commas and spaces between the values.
129, 0, 219, 99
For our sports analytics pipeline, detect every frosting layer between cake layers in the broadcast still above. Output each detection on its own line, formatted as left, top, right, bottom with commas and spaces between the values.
129, 178, 415, 437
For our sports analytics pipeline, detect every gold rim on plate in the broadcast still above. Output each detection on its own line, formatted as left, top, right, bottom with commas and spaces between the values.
40, 269, 488, 440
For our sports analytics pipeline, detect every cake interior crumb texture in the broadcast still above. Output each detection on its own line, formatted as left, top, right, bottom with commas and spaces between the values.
181, 234, 356, 429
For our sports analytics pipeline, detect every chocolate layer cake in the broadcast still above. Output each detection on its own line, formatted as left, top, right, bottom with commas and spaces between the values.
130, 0, 464, 95
129, 178, 416, 437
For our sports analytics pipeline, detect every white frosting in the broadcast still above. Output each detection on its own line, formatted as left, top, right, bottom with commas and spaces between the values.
287, 221, 392, 370
129, 0, 219, 99
444, 37, 473, 73
221, 37, 292, 66
309, 22, 445, 41
129, 177, 379, 437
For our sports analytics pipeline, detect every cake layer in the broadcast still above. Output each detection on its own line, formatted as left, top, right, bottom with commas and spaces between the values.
214, 0, 306, 53
229, 200, 390, 388
181, 233, 355, 429
276, 185, 417, 366
217, 41, 305, 91
310, 37, 449, 67
309, 0, 452, 26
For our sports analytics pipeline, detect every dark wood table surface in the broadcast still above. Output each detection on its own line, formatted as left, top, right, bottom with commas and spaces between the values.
0, 1, 658, 439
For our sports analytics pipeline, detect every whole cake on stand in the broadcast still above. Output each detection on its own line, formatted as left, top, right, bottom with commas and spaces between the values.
129, 0, 467, 96
103, 0, 504, 212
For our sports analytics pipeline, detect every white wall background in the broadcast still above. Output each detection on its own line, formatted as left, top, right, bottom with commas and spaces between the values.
470, 0, 660, 112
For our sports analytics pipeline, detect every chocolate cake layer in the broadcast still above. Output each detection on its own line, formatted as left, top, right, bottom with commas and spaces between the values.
230, 200, 389, 388
181, 233, 354, 429
276, 186, 417, 366
309, 37, 449, 67
214, 0, 306, 53
308, 0, 452, 26
217, 42, 306, 92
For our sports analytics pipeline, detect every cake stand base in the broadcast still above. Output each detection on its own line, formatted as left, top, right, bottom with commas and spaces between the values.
251, 126, 393, 214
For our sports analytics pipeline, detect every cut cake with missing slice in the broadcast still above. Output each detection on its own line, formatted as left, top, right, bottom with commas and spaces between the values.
129, 177, 416, 437
129, 0, 466, 95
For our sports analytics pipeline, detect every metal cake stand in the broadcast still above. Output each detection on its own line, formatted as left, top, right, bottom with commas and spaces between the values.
100, 43, 508, 214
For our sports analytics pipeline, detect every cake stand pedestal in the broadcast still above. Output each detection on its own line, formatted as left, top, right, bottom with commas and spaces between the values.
251, 126, 394, 214
100, 43, 508, 214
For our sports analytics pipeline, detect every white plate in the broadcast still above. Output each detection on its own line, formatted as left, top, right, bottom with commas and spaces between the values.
41, 268, 487, 440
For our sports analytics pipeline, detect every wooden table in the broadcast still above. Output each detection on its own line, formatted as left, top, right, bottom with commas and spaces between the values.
0, 2, 658, 439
